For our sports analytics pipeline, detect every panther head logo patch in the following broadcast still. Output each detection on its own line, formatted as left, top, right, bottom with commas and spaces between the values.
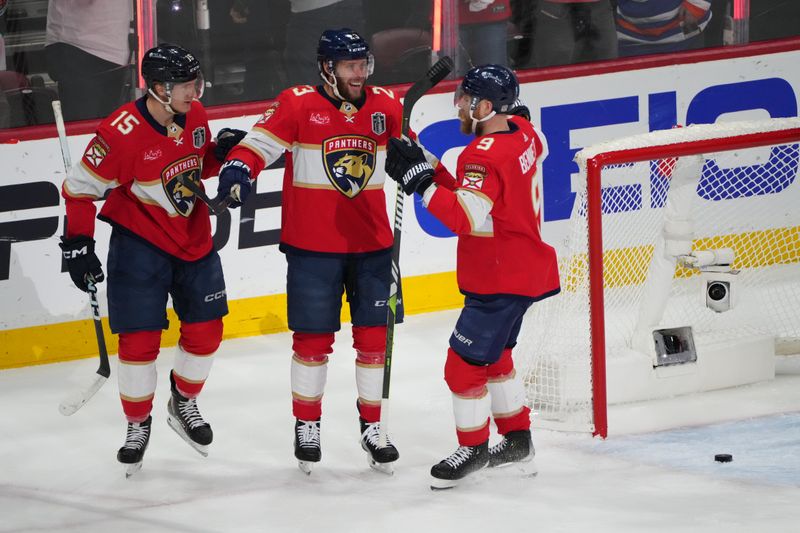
162, 155, 202, 217
322, 135, 377, 198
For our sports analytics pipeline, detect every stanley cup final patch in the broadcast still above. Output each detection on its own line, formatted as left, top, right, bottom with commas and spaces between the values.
192, 127, 206, 149
322, 135, 377, 198
371, 112, 386, 135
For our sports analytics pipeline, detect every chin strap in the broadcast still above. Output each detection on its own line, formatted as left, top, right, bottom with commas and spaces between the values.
468, 95, 496, 134
148, 87, 178, 115
320, 61, 347, 101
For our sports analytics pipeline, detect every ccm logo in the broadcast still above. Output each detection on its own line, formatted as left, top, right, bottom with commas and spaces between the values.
204, 290, 227, 302
374, 298, 402, 307
62, 246, 88, 259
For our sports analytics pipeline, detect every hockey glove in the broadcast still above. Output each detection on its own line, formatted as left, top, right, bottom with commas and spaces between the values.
507, 98, 531, 122
217, 159, 253, 208
59, 235, 104, 292
385, 137, 435, 196
213, 128, 248, 162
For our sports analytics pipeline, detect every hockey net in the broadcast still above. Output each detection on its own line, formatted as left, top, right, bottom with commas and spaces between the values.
518, 118, 800, 437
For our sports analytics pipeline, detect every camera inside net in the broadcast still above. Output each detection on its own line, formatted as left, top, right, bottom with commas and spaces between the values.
702, 271, 738, 313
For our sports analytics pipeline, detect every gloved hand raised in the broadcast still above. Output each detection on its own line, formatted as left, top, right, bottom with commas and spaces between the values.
213, 128, 247, 162
59, 235, 104, 292
217, 159, 253, 208
385, 137, 435, 196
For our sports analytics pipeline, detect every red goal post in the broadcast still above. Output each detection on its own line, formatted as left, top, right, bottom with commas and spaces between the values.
519, 117, 800, 438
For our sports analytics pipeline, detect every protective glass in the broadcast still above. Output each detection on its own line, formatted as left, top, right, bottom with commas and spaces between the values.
334, 55, 375, 78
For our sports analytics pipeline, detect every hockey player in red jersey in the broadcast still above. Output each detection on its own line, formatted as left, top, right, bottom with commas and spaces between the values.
59, 44, 246, 477
385, 65, 561, 489
217, 28, 431, 475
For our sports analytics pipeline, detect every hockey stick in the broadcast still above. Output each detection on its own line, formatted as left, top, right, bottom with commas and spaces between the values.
52, 100, 111, 416
176, 174, 234, 216
379, 56, 453, 447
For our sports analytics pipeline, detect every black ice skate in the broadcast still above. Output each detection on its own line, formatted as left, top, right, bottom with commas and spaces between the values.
488, 430, 538, 477
166, 375, 213, 457
117, 416, 152, 478
359, 417, 399, 475
430, 441, 489, 490
294, 419, 321, 475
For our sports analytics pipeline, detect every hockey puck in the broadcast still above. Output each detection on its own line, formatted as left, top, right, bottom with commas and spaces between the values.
714, 453, 733, 463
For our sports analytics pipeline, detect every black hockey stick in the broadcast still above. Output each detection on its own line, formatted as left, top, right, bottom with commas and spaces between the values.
176, 173, 234, 216
379, 56, 454, 447
52, 100, 111, 415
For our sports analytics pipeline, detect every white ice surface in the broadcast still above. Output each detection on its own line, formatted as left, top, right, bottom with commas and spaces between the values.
1, 310, 799, 533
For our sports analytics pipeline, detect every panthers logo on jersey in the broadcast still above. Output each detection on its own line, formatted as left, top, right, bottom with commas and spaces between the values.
322, 135, 377, 198
162, 155, 202, 217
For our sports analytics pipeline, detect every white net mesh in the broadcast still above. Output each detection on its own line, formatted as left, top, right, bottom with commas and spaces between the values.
518, 119, 800, 434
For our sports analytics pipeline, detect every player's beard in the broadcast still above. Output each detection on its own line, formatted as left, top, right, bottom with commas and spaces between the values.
336, 76, 365, 102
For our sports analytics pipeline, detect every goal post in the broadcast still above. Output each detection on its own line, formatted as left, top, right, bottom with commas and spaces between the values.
519, 117, 800, 438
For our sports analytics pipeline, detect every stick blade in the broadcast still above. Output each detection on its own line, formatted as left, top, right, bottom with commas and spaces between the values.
58, 374, 108, 416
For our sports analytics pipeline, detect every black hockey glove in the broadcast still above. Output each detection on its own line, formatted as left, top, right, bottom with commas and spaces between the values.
385, 137, 435, 196
217, 159, 253, 208
506, 98, 531, 122
213, 128, 248, 162
59, 235, 104, 292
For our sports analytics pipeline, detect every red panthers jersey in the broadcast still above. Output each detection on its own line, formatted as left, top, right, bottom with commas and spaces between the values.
424, 116, 560, 299
62, 98, 221, 261
226, 85, 406, 255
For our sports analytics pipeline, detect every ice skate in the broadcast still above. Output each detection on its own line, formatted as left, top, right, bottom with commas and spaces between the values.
166, 375, 213, 457
294, 419, 321, 475
117, 416, 152, 478
488, 430, 538, 477
430, 441, 489, 490
359, 418, 399, 475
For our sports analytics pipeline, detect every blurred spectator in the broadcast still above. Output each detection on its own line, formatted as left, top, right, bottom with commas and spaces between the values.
224, 0, 290, 101
508, 0, 538, 68
616, 0, 712, 57
45, 0, 132, 122
284, 0, 365, 86
457, 0, 512, 74
704, 0, 730, 47
533, 0, 617, 67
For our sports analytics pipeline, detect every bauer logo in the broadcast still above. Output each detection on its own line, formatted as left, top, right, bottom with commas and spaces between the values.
322, 135, 377, 198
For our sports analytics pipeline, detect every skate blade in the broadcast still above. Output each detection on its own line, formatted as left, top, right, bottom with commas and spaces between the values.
489, 457, 538, 478
430, 476, 458, 491
367, 457, 395, 475
298, 460, 315, 475
167, 415, 209, 457
124, 462, 143, 478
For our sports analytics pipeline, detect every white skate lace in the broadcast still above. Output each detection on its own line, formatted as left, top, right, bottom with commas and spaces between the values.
361, 421, 394, 449
123, 423, 149, 450
489, 438, 508, 456
444, 446, 474, 468
177, 398, 208, 430
297, 421, 321, 449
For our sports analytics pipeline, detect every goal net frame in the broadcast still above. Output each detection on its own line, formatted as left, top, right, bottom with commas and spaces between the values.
525, 117, 800, 438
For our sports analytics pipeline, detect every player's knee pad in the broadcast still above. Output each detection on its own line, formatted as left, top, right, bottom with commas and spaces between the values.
118, 330, 161, 363
486, 348, 513, 379
352, 325, 386, 356
179, 318, 223, 355
444, 347, 488, 396
292, 331, 335, 358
